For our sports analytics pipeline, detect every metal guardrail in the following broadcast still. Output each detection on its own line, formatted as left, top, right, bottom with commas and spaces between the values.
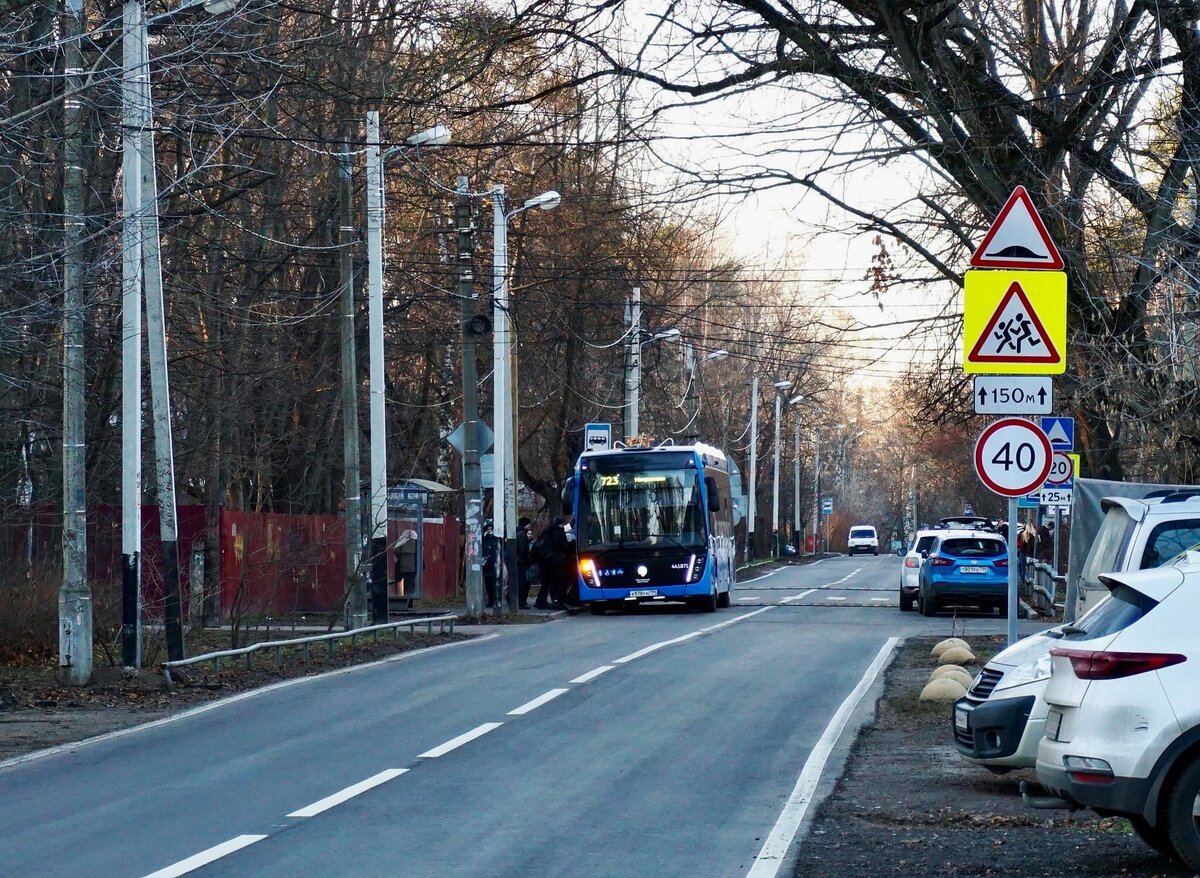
1024, 562, 1065, 616
161, 614, 458, 687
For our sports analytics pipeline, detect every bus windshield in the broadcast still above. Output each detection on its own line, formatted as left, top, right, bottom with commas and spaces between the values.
579, 454, 706, 551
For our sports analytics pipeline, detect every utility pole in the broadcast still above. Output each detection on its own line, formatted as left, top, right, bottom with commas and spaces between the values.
772, 388, 783, 558
120, 0, 143, 669
60, 0, 91, 685
747, 376, 758, 560
339, 138, 366, 629
492, 186, 511, 615
458, 176, 484, 617
365, 112, 388, 624
135, 17, 184, 662
812, 429, 820, 556
793, 411, 801, 553
624, 286, 641, 439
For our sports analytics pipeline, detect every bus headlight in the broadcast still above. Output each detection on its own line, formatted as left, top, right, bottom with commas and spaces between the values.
579, 558, 601, 589
687, 554, 706, 582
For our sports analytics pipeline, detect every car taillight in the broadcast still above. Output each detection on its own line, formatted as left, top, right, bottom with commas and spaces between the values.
994, 558, 1008, 568
1050, 648, 1187, 680
928, 556, 954, 567
904, 558, 920, 568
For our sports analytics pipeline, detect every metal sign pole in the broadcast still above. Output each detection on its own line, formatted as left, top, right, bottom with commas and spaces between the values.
1007, 496, 1019, 645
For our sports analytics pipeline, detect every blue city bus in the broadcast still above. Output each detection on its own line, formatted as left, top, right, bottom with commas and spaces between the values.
562, 442, 736, 614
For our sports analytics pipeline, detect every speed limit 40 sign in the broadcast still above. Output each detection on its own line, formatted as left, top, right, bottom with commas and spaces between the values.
974, 418, 1053, 497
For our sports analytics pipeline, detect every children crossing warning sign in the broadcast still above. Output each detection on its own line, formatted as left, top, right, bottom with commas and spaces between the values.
963, 270, 1066, 374
971, 186, 1064, 270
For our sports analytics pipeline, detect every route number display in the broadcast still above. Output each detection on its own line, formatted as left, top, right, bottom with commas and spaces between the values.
1045, 451, 1073, 487
974, 418, 1053, 497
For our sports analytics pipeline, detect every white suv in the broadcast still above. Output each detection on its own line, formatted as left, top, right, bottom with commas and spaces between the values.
847, 525, 878, 555
955, 492, 1200, 772
1036, 564, 1200, 867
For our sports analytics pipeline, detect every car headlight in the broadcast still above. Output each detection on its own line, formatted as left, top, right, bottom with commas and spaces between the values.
994, 653, 1052, 691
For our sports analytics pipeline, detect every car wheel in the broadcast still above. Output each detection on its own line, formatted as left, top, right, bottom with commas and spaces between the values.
921, 592, 938, 617
997, 601, 1008, 618
716, 587, 730, 609
589, 601, 607, 616
1129, 815, 1178, 859
899, 591, 914, 612
873, 549, 878, 555
1165, 754, 1200, 870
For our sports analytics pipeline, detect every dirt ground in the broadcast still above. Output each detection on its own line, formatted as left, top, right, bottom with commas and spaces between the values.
794, 635, 1193, 878
0, 628, 470, 763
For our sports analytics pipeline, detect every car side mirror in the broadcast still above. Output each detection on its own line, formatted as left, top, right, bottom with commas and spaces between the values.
920, 550, 929, 559
896, 547, 905, 556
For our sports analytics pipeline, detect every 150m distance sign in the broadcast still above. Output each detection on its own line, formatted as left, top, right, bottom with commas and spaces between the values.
974, 418, 1053, 497
973, 375, 1053, 415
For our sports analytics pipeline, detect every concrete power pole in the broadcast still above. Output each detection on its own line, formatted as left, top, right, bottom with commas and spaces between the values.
682, 341, 698, 442
135, 19, 184, 662
457, 177, 484, 616
793, 411, 801, 552
624, 286, 641, 440
365, 112, 389, 624
747, 376, 758, 560
60, 0, 92, 686
119, 0, 143, 669
812, 429, 820, 556
339, 139, 367, 629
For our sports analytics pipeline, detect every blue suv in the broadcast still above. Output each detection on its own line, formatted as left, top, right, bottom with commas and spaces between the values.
918, 530, 1009, 617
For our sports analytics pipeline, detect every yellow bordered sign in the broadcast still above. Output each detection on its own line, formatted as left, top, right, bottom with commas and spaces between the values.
963, 270, 1067, 374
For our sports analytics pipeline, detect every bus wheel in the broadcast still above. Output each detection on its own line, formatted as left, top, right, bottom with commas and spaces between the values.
589, 602, 607, 616
697, 587, 718, 613
716, 587, 730, 609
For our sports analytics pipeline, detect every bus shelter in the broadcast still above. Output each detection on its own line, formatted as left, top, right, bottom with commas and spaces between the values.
386, 479, 454, 604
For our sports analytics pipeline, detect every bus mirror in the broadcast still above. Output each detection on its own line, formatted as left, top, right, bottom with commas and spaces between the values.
561, 477, 575, 515
705, 476, 721, 513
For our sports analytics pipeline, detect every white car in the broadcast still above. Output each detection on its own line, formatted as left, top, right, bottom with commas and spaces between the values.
898, 529, 939, 612
1035, 564, 1200, 867
847, 525, 878, 555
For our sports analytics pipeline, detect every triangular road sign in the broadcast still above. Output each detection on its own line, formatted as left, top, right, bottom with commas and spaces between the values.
971, 186, 1064, 270
967, 281, 1062, 365
1046, 421, 1071, 446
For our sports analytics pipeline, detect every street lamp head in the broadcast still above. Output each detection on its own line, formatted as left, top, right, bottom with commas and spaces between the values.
202, 0, 236, 13
788, 395, 804, 405
405, 124, 452, 148
705, 349, 729, 362
523, 190, 561, 211
773, 380, 792, 390
649, 327, 681, 343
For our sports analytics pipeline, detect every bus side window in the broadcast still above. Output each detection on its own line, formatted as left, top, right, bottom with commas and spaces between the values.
705, 476, 720, 513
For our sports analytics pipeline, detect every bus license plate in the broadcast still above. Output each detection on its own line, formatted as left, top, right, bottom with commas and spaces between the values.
628, 589, 658, 598
959, 566, 988, 574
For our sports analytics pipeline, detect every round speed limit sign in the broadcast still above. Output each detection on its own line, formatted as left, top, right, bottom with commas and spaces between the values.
974, 418, 1053, 497
1046, 451, 1073, 486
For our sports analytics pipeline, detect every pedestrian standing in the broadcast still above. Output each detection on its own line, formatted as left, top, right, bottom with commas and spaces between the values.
393, 528, 418, 596
481, 521, 499, 608
516, 516, 533, 609
536, 516, 571, 610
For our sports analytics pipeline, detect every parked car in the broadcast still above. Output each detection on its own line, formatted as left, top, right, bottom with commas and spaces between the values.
898, 529, 940, 612
918, 529, 1008, 617
1035, 564, 1200, 868
847, 525, 878, 555
956, 488, 1200, 774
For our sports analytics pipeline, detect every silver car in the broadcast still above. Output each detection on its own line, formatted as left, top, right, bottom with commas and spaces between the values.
899, 529, 940, 612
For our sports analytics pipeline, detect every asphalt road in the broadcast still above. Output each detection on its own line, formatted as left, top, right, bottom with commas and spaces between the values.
0, 555, 1048, 878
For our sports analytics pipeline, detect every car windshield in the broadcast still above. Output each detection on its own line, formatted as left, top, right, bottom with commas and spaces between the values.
939, 537, 1005, 557
850, 529, 875, 539
578, 453, 706, 550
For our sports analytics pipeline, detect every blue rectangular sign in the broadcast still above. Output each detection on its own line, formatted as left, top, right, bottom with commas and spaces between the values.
1040, 416, 1075, 451
1018, 494, 1040, 509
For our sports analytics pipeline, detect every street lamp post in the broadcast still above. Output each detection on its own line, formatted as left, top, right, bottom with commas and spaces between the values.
682, 345, 728, 442
771, 380, 792, 558
491, 185, 559, 613
364, 114, 451, 624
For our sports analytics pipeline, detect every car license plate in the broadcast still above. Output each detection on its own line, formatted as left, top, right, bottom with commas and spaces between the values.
959, 566, 988, 574
1046, 709, 1063, 741
954, 705, 970, 731
628, 589, 658, 598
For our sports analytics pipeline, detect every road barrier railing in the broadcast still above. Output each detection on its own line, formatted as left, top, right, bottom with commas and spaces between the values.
161, 614, 458, 687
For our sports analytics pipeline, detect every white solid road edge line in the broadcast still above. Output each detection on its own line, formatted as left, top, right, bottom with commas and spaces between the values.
508, 688, 570, 716
418, 722, 503, 758
745, 636, 900, 878
569, 665, 615, 684
287, 768, 408, 818
141, 834, 267, 878
0, 633, 502, 774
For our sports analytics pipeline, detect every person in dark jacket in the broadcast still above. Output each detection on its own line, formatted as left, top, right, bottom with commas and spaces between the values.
481, 521, 499, 608
536, 516, 574, 610
516, 516, 533, 609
